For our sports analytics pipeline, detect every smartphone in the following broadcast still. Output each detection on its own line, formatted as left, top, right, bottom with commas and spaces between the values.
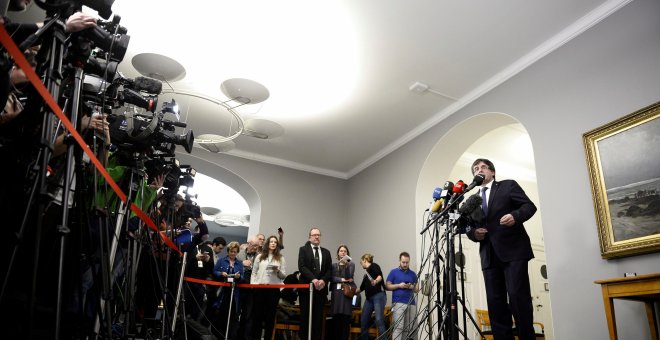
278, 227, 283, 233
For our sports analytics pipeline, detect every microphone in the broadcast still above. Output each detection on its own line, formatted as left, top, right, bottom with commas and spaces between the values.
446, 180, 466, 212
432, 187, 443, 200
431, 198, 444, 213
453, 180, 466, 194
458, 194, 485, 227
464, 174, 486, 193
443, 181, 454, 195
428, 188, 443, 213
458, 194, 482, 215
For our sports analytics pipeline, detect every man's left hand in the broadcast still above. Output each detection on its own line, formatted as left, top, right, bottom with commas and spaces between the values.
65, 12, 98, 33
500, 213, 516, 226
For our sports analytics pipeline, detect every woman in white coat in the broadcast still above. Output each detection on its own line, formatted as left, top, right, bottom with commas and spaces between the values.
250, 235, 286, 340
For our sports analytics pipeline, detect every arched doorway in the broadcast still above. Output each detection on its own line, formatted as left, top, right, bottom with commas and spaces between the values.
175, 152, 262, 244
416, 113, 554, 339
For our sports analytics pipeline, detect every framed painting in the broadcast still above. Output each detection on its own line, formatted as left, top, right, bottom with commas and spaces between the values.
583, 101, 660, 259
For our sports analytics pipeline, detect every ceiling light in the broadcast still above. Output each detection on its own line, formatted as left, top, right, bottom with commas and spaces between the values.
200, 207, 221, 216
220, 78, 270, 106
132, 53, 186, 82
242, 118, 285, 140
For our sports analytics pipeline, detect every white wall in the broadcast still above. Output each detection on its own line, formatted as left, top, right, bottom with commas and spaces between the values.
347, 0, 660, 338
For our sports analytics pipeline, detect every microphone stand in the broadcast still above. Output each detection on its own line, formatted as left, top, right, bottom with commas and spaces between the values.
420, 183, 485, 340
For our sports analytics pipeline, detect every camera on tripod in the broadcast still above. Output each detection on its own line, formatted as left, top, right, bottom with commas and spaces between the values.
104, 100, 193, 155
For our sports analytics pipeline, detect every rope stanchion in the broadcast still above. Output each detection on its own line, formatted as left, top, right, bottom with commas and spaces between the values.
225, 281, 235, 340
0, 24, 181, 255
308, 282, 313, 340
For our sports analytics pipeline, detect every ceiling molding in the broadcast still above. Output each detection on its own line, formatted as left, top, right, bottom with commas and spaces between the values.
226, 149, 349, 179
345, 0, 632, 179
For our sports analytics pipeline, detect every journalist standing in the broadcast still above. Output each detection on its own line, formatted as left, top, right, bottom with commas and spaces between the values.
298, 227, 332, 340
250, 235, 286, 340
355, 254, 386, 340
385, 252, 418, 340
212, 241, 244, 340
466, 158, 537, 340
330, 245, 355, 340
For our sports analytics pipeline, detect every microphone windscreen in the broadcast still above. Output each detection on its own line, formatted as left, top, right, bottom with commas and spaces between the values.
431, 199, 444, 213
432, 188, 443, 200
134, 76, 163, 94
453, 180, 465, 193
443, 181, 454, 193
459, 194, 484, 225
459, 194, 482, 215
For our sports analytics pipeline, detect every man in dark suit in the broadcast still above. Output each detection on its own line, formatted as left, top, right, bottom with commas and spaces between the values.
298, 227, 332, 340
466, 158, 537, 340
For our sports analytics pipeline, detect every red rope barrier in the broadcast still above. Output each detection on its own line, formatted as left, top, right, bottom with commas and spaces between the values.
184, 277, 310, 289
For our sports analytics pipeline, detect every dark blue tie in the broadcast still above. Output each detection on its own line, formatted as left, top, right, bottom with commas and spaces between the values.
481, 187, 488, 216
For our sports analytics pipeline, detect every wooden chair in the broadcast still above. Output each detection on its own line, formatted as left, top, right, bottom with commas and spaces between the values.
272, 303, 332, 340
349, 305, 393, 340
475, 309, 495, 340
475, 308, 545, 340
272, 304, 301, 340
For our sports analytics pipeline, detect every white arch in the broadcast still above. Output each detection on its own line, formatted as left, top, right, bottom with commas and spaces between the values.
175, 152, 262, 237
414, 112, 553, 339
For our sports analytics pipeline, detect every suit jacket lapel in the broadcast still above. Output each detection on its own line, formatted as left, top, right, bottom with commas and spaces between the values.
487, 181, 499, 217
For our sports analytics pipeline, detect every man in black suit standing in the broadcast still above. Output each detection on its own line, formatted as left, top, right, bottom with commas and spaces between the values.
298, 227, 332, 340
466, 158, 538, 340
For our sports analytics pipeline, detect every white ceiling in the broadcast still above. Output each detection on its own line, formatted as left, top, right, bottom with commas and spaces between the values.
12, 0, 628, 179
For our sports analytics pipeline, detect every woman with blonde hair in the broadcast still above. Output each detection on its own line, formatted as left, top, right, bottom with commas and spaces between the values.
250, 235, 286, 340
355, 253, 386, 339
212, 241, 244, 339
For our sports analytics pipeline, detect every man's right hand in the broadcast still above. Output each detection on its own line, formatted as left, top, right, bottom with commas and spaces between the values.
474, 228, 488, 240
243, 259, 252, 268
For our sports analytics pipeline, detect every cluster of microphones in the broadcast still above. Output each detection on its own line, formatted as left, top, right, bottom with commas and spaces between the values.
424, 174, 486, 232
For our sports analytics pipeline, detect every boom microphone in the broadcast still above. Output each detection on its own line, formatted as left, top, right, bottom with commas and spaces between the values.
464, 174, 486, 192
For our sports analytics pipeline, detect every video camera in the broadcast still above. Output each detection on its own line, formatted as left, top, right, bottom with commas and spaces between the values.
106, 102, 193, 156
180, 190, 201, 220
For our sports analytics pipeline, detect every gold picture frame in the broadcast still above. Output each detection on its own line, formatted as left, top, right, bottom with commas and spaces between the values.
583, 101, 660, 259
